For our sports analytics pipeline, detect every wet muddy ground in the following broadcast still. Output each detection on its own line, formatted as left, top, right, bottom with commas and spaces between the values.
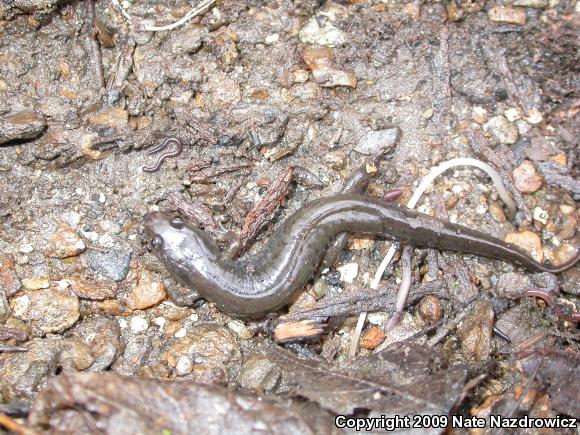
0, 0, 578, 433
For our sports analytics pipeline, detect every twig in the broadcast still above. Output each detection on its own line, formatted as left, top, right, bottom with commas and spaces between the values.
348, 312, 367, 358
86, 0, 105, 88
238, 167, 294, 252
111, 0, 216, 32
385, 244, 414, 331
0, 413, 38, 435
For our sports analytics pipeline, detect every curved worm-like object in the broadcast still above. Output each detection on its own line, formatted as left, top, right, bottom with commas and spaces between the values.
142, 137, 183, 172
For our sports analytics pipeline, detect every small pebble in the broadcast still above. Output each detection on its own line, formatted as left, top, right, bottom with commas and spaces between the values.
126, 271, 166, 310
175, 356, 193, 376
22, 277, 50, 290
239, 354, 281, 393
0, 111, 46, 145
524, 107, 543, 124
46, 224, 86, 258
484, 115, 519, 145
355, 127, 400, 155
325, 150, 347, 170
513, 160, 543, 193
417, 295, 443, 323
337, 263, 359, 284
532, 207, 549, 225
0, 254, 21, 296
264, 33, 279, 45
85, 250, 132, 282
472, 106, 488, 124
504, 107, 521, 122
488, 202, 506, 223
513, 0, 547, 8
88, 107, 128, 128
505, 230, 543, 263
291, 69, 309, 83
487, 6, 527, 25
227, 320, 254, 340
558, 215, 577, 240
299, 16, 346, 46
360, 326, 386, 350
67, 278, 117, 300
129, 315, 149, 333
14, 288, 80, 336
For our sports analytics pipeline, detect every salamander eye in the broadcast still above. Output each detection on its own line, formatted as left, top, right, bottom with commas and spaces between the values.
170, 217, 185, 229
151, 235, 164, 249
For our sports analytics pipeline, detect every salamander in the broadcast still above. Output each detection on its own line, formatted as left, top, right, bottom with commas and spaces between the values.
144, 194, 579, 317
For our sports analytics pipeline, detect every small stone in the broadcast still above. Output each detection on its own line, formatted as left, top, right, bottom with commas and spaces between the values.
472, 106, 488, 124
67, 277, 117, 301
513, 0, 547, 8
22, 277, 50, 290
46, 224, 86, 258
302, 47, 357, 88
299, 16, 346, 47
126, 271, 166, 310
0, 254, 21, 296
337, 263, 358, 284
488, 202, 507, 223
532, 207, 549, 225
68, 316, 123, 370
549, 153, 567, 167
176, 355, 193, 376
0, 111, 46, 145
505, 230, 543, 263
88, 107, 128, 128
504, 107, 521, 122
360, 326, 386, 350
164, 323, 242, 384
417, 295, 443, 323
19, 243, 33, 254
85, 250, 131, 282
227, 320, 254, 340
558, 215, 577, 240
402, 1, 421, 19
355, 127, 401, 155
239, 354, 281, 393
484, 115, 519, 145
347, 236, 375, 250
421, 108, 434, 119
130, 315, 149, 333
291, 69, 309, 83
487, 6, 526, 25
13, 288, 80, 337
96, 299, 123, 316
325, 150, 347, 170
264, 33, 279, 45
524, 107, 543, 124
457, 300, 494, 361
525, 136, 559, 162
204, 74, 241, 108
513, 160, 543, 193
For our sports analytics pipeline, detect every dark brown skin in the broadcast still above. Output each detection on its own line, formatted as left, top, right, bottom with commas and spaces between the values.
144, 194, 579, 317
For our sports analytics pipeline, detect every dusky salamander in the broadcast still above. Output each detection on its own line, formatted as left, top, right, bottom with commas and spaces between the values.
144, 194, 579, 317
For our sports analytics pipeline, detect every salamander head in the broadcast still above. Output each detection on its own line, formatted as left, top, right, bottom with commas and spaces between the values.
143, 211, 219, 269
